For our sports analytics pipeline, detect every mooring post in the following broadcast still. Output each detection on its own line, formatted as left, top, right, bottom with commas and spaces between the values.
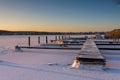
55, 35, 57, 41
46, 36, 48, 44
59, 35, 60, 40
38, 36, 40, 44
28, 36, 31, 47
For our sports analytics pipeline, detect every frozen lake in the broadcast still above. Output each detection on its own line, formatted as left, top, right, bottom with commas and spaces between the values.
0, 35, 120, 80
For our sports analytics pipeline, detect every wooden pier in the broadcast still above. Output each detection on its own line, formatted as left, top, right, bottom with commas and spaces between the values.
15, 36, 120, 51
15, 45, 120, 50
76, 39, 106, 66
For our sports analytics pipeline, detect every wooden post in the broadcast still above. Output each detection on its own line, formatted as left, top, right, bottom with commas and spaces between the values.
55, 36, 57, 41
46, 36, 48, 44
38, 36, 40, 44
28, 36, 30, 46
59, 35, 60, 40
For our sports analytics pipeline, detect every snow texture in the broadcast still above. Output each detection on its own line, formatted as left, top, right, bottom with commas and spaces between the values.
0, 35, 119, 80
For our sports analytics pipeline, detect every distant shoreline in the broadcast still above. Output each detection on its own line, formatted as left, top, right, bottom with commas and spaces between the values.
0, 30, 105, 35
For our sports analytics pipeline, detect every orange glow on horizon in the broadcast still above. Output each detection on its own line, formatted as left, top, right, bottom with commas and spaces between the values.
0, 25, 110, 32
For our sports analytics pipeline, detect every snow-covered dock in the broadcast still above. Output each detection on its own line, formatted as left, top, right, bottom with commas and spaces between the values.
76, 39, 106, 67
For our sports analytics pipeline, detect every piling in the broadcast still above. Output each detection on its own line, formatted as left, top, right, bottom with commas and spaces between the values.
38, 36, 40, 44
28, 36, 31, 46
59, 35, 60, 40
46, 36, 48, 44
55, 36, 57, 41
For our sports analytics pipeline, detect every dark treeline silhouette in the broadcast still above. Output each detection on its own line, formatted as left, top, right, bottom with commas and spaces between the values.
105, 29, 120, 43
0, 30, 105, 35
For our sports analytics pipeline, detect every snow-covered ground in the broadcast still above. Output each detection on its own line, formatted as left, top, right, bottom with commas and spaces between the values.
0, 35, 120, 80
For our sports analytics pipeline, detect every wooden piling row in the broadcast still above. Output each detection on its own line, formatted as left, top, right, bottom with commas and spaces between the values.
27, 35, 71, 46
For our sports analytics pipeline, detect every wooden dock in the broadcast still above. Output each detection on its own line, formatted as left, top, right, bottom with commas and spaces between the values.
15, 45, 120, 50
76, 39, 106, 66
15, 46, 80, 50
15, 37, 120, 51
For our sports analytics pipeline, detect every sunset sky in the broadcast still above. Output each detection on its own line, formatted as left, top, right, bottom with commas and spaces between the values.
0, 0, 120, 32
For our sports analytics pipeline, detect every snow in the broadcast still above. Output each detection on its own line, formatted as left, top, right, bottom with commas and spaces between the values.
0, 35, 120, 80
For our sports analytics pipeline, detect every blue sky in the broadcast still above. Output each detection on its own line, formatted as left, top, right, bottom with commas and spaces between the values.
0, 0, 120, 32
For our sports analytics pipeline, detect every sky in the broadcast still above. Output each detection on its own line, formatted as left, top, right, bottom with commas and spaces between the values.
0, 0, 120, 32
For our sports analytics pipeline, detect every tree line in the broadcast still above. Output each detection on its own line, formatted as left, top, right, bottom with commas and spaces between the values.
105, 29, 120, 43
0, 30, 105, 35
